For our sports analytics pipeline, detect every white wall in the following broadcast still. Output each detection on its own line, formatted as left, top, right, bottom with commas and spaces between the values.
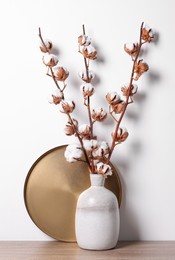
0, 0, 175, 241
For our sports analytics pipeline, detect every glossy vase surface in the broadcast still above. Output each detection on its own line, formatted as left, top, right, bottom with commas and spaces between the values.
75, 173, 120, 250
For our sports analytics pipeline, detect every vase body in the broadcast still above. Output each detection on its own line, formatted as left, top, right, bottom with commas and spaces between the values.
75, 174, 120, 250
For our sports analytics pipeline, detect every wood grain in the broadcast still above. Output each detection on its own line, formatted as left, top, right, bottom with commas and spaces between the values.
0, 241, 175, 260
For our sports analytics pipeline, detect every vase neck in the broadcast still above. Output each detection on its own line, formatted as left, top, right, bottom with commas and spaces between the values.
90, 174, 105, 187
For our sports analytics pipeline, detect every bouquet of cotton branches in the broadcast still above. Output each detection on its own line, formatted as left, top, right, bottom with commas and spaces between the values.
38, 23, 153, 177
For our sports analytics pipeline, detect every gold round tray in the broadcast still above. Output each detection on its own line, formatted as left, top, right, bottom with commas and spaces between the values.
24, 145, 122, 242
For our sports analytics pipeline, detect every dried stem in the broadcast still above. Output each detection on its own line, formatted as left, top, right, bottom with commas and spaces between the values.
38, 28, 47, 50
107, 22, 144, 162
50, 67, 62, 92
39, 27, 91, 170
82, 24, 94, 139
67, 114, 91, 169
109, 106, 118, 122
38, 28, 62, 92
62, 82, 67, 92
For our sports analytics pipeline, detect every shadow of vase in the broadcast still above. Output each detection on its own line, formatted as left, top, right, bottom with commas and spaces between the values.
115, 164, 142, 241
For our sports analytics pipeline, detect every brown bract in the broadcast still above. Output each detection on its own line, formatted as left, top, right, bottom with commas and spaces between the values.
106, 93, 121, 106
124, 43, 139, 56
60, 100, 75, 113
82, 46, 97, 60
113, 128, 129, 143
40, 41, 52, 53
80, 71, 94, 83
54, 67, 69, 81
64, 122, 76, 136
92, 108, 107, 122
51, 94, 62, 105
111, 101, 125, 114
121, 84, 137, 96
134, 60, 149, 80
141, 28, 154, 42
81, 84, 94, 98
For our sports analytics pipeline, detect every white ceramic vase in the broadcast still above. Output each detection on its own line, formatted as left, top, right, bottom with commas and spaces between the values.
75, 173, 120, 250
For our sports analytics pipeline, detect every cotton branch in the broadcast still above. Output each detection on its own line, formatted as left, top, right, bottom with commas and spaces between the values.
82, 24, 94, 139
107, 22, 144, 162
38, 28, 62, 92
67, 113, 91, 168
38, 22, 154, 176
38, 27, 91, 170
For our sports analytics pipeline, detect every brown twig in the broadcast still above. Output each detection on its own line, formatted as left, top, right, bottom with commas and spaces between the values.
38, 28, 62, 92
67, 114, 91, 169
82, 24, 94, 139
109, 106, 118, 122
39, 27, 91, 170
38, 28, 47, 50
107, 22, 144, 162
82, 25, 90, 81
49, 67, 62, 92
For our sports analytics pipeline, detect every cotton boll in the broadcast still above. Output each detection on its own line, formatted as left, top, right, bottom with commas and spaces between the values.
141, 24, 154, 42
53, 66, 69, 81
112, 127, 129, 143
40, 38, 52, 53
42, 53, 58, 67
100, 141, 109, 154
59, 100, 75, 113
124, 42, 139, 56
92, 108, 107, 122
96, 162, 113, 176
81, 45, 97, 60
83, 139, 98, 151
78, 70, 95, 82
92, 141, 109, 158
64, 144, 83, 163
78, 35, 91, 46
49, 89, 63, 105
121, 83, 138, 96
125, 43, 135, 50
80, 83, 94, 98
106, 92, 121, 105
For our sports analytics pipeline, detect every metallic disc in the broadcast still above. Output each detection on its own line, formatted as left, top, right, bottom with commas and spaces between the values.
24, 145, 122, 242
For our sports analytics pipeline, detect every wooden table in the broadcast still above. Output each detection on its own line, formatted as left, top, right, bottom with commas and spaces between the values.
0, 241, 174, 259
